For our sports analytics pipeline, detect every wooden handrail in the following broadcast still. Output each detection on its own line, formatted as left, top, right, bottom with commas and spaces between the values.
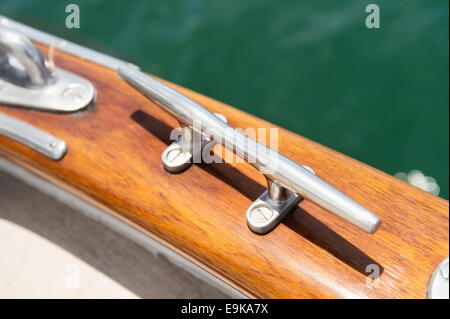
0, 42, 448, 298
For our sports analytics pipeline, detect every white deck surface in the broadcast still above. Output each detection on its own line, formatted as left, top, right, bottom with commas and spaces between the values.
0, 169, 230, 299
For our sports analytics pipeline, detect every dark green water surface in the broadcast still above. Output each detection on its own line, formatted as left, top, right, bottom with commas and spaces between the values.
1, 1, 448, 198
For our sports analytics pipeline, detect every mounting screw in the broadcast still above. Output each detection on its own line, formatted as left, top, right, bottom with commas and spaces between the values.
60, 83, 89, 105
48, 138, 57, 148
161, 142, 192, 173
248, 204, 274, 224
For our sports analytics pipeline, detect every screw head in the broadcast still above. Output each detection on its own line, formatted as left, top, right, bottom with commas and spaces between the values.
48, 138, 57, 148
165, 147, 190, 165
249, 204, 274, 224
161, 143, 192, 173
60, 83, 88, 105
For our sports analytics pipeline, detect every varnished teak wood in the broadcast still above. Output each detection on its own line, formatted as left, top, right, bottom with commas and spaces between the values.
0, 43, 448, 298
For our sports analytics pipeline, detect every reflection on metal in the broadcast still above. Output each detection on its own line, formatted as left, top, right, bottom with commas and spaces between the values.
0, 24, 51, 86
0, 15, 138, 71
161, 113, 227, 173
428, 257, 449, 299
117, 65, 382, 234
0, 25, 95, 112
0, 113, 67, 160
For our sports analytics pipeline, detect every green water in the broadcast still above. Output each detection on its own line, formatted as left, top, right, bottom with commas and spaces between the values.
1, 1, 448, 199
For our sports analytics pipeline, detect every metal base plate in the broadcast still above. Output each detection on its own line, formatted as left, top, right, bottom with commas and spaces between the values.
428, 257, 449, 299
161, 139, 194, 174
246, 190, 302, 235
0, 67, 95, 112
161, 113, 226, 173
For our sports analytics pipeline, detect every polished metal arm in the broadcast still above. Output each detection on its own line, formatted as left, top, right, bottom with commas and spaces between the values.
118, 66, 381, 234
0, 113, 67, 160
0, 25, 51, 87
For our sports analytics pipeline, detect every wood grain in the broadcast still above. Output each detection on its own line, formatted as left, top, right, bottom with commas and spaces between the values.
0, 42, 448, 298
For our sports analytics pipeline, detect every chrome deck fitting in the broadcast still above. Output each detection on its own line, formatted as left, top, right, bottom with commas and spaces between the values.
0, 113, 67, 160
118, 66, 381, 235
428, 257, 449, 299
246, 167, 316, 234
0, 25, 95, 112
